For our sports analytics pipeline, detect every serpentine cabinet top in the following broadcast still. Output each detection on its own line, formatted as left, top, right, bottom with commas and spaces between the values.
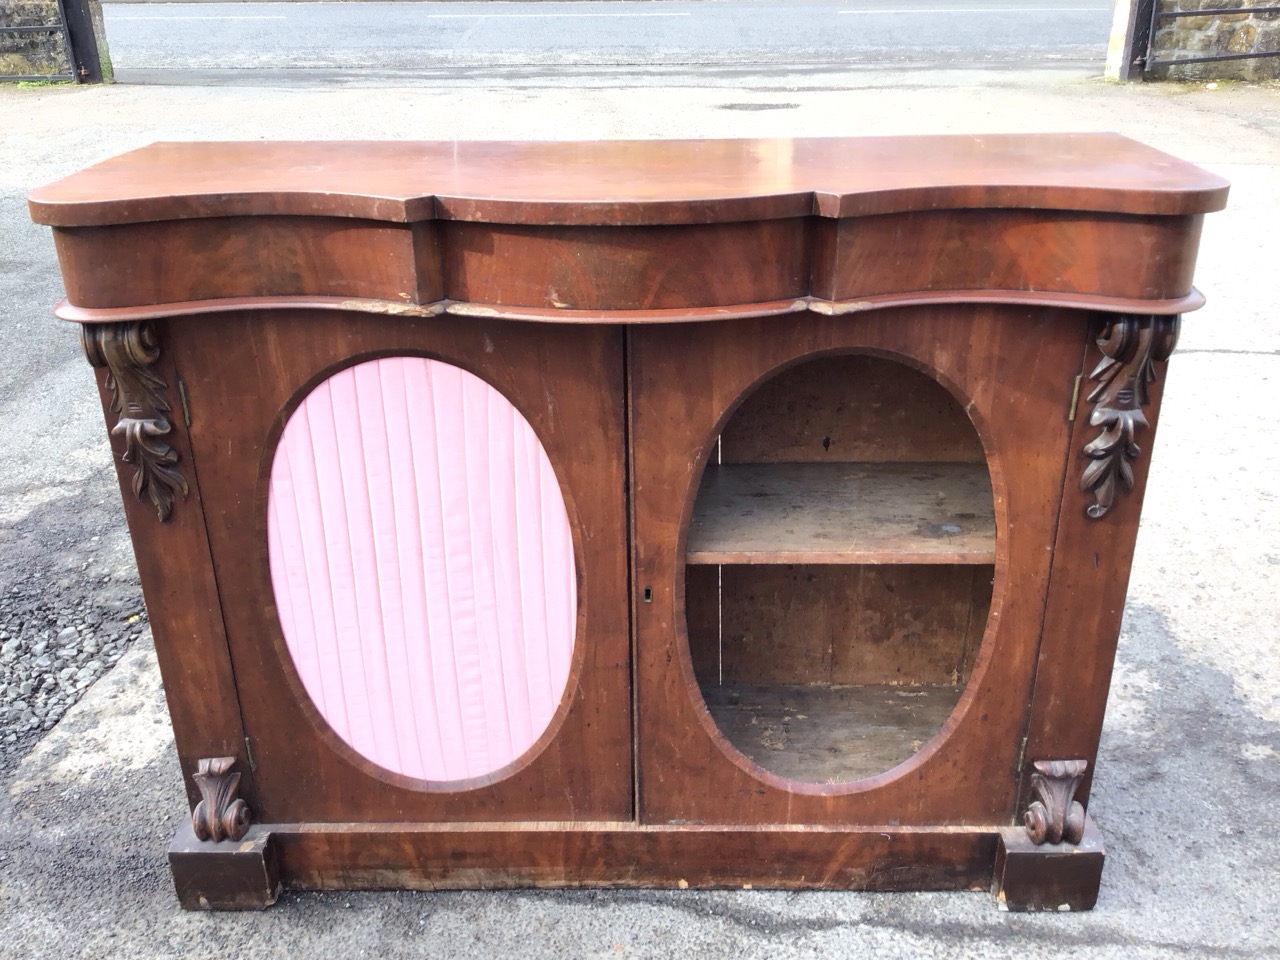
28, 135, 1229, 322
29, 135, 1228, 225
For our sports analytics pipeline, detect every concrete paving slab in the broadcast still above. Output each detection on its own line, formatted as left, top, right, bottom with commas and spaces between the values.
0, 71, 1277, 958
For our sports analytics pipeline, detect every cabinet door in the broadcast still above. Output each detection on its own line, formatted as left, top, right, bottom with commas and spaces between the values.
629, 305, 1087, 826
169, 311, 632, 823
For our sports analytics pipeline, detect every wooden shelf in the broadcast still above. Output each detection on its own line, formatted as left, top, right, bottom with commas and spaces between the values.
702, 683, 963, 784
686, 462, 995, 565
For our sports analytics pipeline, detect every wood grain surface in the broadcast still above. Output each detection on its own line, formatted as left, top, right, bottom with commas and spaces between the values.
269, 820, 1000, 892
32, 137, 1224, 316
630, 304, 1088, 824
29, 135, 1228, 227
686, 463, 995, 565
1019, 324, 1173, 810
701, 683, 963, 784
90, 334, 253, 807
811, 209, 1205, 303
687, 564, 993, 688
719, 353, 987, 464
166, 311, 633, 824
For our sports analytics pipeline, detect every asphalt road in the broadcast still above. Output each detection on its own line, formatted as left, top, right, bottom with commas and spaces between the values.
102, 0, 1114, 84
3, 73, 1279, 958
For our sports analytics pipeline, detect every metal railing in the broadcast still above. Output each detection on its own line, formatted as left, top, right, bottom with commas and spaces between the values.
0, 0, 76, 82
1147, 1, 1280, 69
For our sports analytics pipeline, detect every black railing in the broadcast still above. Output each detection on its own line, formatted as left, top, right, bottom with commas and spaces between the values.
0, 0, 76, 82
1147, 2, 1280, 69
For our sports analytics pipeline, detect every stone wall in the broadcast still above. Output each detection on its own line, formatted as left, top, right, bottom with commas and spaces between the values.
1149, 0, 1280, 80
0, 0, 71, 78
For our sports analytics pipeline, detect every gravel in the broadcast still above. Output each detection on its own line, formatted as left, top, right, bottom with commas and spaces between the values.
0, 582, 147, 774
0, 174, 149, 777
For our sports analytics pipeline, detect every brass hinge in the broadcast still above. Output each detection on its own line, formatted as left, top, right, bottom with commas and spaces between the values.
1016, 735, 1029, 774
1067, 374, 1083, 423
244, 737, 257, 772
177, 378, 192, 428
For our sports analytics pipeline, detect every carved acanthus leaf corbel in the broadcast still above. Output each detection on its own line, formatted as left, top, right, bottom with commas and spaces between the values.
81, 321, 189, 522
1080, 314, 1179, 519
191, 756, 252, 843
1024, 759, 1087, 845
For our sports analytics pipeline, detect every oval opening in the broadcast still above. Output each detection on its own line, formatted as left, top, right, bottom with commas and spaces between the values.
685, 354, 994, 785
267, 356, 576, 784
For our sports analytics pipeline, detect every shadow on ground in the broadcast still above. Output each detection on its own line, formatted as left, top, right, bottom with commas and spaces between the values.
1, 603, 1276, 959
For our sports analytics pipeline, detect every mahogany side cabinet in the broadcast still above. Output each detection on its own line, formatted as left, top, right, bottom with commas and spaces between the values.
28, 136, 1228, 911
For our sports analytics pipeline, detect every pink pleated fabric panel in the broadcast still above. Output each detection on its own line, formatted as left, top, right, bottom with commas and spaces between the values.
267, 356, 577, 782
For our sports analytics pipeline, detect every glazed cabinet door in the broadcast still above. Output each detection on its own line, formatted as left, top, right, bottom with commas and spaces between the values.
629, 305, 1089, 826
166, 311, 632, 824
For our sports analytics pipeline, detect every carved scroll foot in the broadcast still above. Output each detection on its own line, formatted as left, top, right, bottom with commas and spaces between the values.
1024, 758, 1087, 845
191, 756, 251, 843
1080, 314, 1179, 519
82, 321, 189, 522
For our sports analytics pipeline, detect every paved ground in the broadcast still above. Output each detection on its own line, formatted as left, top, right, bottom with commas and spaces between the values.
101, 0, 1113, 81
0, 70, 1278, 959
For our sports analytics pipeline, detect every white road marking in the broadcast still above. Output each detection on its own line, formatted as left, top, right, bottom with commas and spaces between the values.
109, 15, 287, 20
419, 11, 693, 16
839, 7, 1109, 12
109, 10, 691, 19
109, 7, 1108, 20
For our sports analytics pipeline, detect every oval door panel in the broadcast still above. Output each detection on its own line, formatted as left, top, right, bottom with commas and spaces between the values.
267, 356, 577, 783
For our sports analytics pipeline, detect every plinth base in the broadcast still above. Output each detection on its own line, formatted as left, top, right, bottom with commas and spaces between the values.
169, 822, 281, 911
992, 814, 1105, 912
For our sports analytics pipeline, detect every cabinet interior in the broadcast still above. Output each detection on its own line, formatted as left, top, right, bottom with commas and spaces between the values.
685, 354, 996, 784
